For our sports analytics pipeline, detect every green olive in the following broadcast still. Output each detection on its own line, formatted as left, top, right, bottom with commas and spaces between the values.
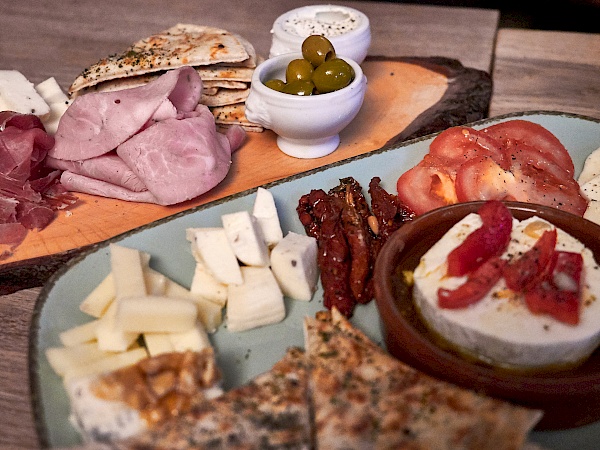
311, 58, 355, 94
264, 78, 286, 92
301, 35, 336, 68
285, 58, 314, 83
282, 80, 315, 96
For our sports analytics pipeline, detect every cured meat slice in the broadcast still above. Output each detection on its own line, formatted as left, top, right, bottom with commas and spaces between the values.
116, 105, 237, 205
60, 171, 158, 204
50, 66, 203, 161
46, 154, 147, 192
0, 111, 72, 258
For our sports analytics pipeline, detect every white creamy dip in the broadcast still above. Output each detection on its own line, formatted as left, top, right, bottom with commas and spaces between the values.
282, 8, 361, 37
269, 5, 371, 64
413, 213, 600, 370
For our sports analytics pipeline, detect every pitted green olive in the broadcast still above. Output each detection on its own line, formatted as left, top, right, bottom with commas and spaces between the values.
301, 35, 336, 67
311, 58, 355, 94
285, 59, 314, 83
282, 80, 315, 96
264, 78, 286, 92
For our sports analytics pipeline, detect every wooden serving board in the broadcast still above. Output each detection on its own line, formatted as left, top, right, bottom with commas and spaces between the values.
0, 57, 491, 293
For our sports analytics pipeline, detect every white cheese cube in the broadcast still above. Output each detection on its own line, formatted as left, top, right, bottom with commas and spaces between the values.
227, 266, 285, 332
143, 333, 175, 357
270, 232, 319, 301
0, 70, 50, 117
35, 77, 71, 134
116, 296, 197, 334
95, 302, 139, 352
79, 273, 115, 318
169, 322, 211, 352
189, 228, 243, 285
222, 210, 270, 267
161, 274, 224, 332
63, 347, 148, 381
46, 342, 111, 377
190, 259, 227, 306
110, 244, 147, 300
252, 187, 283, 247
144, 268, 167, 295
59, 319, 100, 347
195, 298, 224, 334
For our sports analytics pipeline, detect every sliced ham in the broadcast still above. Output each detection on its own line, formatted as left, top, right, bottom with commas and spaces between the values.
60, 171, 158, 203
46, 153, 147, 192
50, 66, 203, 161
48, 67, 246, 206
116, 105, 234, 205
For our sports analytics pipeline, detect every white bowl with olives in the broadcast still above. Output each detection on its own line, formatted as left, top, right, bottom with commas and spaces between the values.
245, 36, 367, 159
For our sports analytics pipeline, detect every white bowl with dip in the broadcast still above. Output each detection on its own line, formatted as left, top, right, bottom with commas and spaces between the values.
245, 52, 367, 159
269, 5, 371, 64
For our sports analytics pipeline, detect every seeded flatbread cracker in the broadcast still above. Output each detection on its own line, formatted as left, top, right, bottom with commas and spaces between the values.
305, 308, 543, 450
69, 24, 252, 94
117, 347, 312, 449
202, 88, 249, 107
211, 102, 263, 132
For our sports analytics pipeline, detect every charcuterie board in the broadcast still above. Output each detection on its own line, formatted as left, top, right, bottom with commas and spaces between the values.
0, 56, 491, 293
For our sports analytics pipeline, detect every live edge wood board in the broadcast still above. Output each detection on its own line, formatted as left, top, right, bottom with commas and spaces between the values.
0, 57, 491, 293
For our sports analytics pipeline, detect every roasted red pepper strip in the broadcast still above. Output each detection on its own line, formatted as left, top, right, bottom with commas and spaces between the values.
446, 200, 513, 277
438, 256, 507, 309
524, 251, 583, 325
503, 228, 557, 292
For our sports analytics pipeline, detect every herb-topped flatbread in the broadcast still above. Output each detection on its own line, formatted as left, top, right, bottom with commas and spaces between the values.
304, 308, 543, 450
69, 24, 254, 95
69, 23, 263, 131
117, 347, 312, 449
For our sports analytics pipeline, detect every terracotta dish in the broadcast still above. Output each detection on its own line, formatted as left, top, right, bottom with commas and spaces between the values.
373, 201, 600, 430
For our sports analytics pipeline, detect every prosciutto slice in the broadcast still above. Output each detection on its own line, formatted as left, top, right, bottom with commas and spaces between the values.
0, 111, 76, 259
49, 67, 246, 206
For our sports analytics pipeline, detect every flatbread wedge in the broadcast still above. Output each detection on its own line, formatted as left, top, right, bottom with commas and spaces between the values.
304, 309, 543, 450
69, 24, 253, 94
116, 347, 312, 449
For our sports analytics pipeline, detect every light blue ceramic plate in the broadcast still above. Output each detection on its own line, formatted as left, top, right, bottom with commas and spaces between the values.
30, 112, 600, 448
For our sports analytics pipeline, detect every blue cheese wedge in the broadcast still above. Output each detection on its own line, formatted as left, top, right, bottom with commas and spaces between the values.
66, 349, 222, 444
413, 213, 600, 369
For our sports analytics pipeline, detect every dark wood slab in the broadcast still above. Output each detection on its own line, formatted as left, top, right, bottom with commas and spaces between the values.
0, 57, 491, 295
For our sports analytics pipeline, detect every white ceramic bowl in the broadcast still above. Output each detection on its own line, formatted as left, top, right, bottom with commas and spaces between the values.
245, 53, 367, 159
269, 5, 371, 64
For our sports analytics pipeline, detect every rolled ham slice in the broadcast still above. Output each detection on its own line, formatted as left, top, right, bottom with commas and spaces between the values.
50, 66, 203, 161
45, 153, 147, 192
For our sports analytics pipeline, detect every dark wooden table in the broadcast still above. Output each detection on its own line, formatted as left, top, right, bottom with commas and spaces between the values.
2, 1, 599, 448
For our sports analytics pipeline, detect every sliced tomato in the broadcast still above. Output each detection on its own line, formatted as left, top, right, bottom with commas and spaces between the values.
481, 120, 575, 175
429, 126, 509, 169
454, 156, 517, 202
396, 155, 458, 215
504, 228, 557, 292
524, 251, 583, 325
439, 256, 507, 309
507, 162, 588, 216
446, 200, 513, 277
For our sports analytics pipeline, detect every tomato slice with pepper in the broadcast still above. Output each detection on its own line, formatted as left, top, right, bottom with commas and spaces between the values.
481, 119, 575, 175
446, 200, 513, 277
429, 126, 509, 170
503, 228, 558, 292
438, 256, 507, 309
524, 251, 583, 325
